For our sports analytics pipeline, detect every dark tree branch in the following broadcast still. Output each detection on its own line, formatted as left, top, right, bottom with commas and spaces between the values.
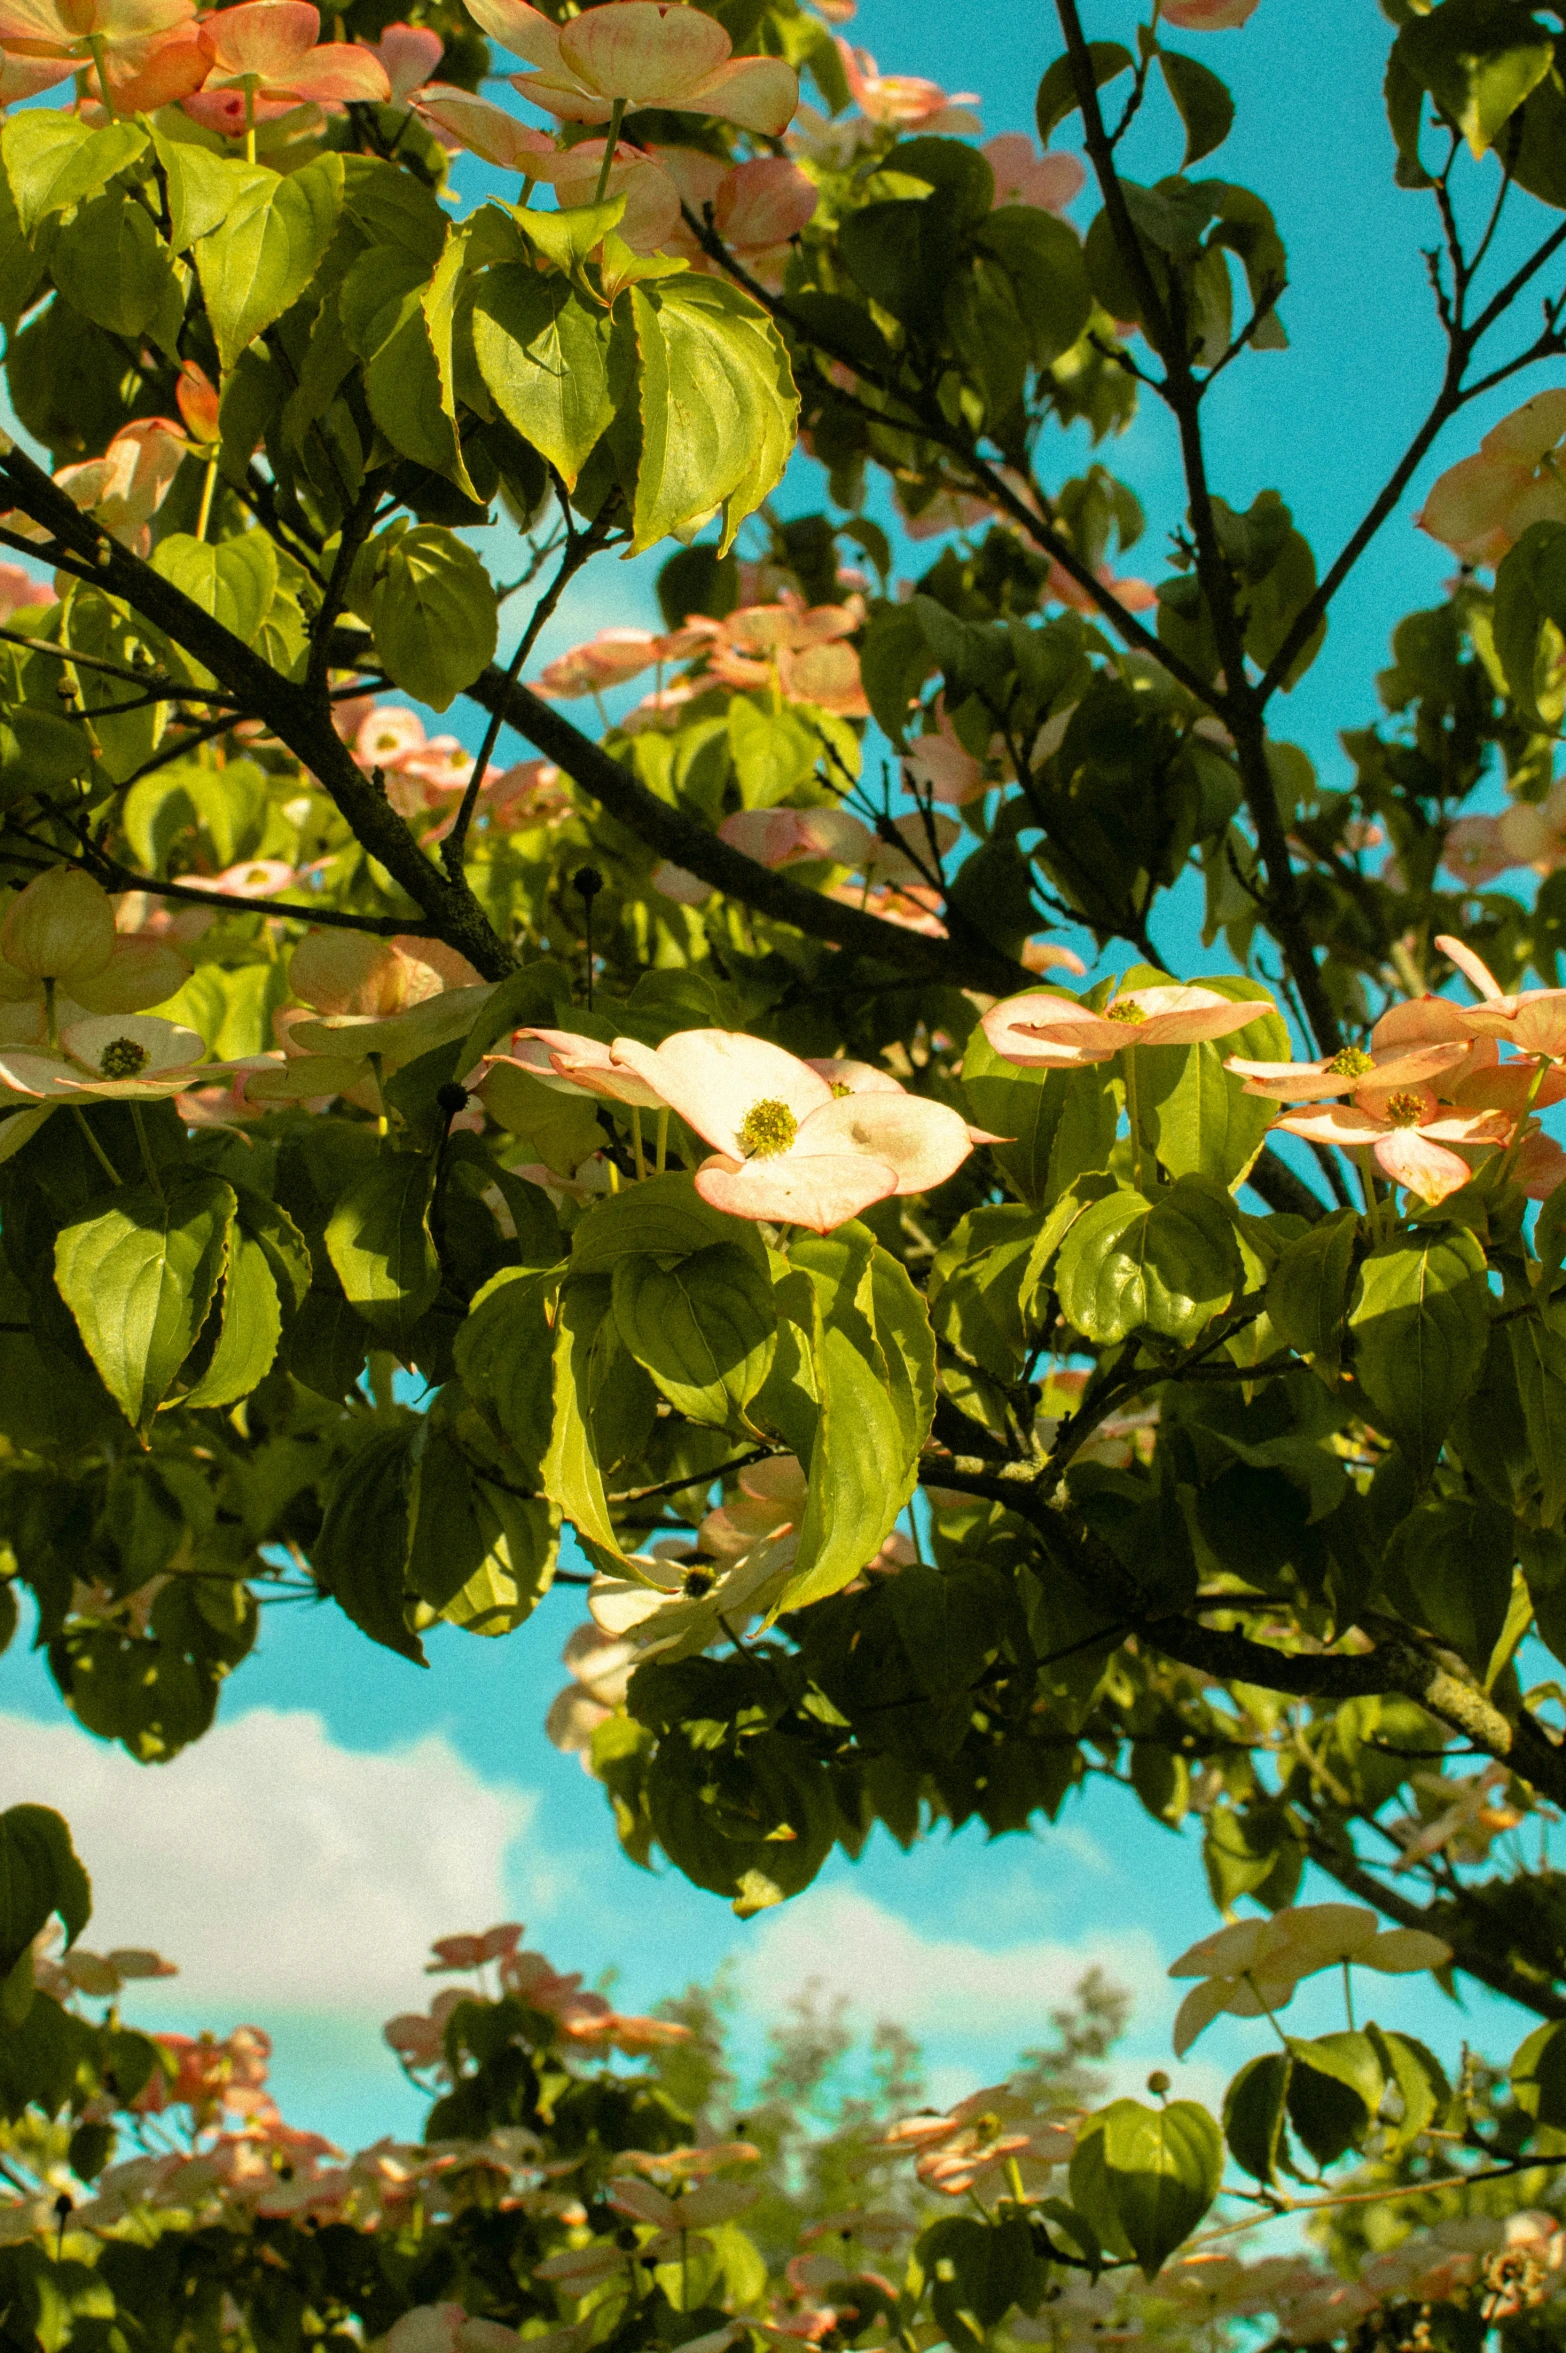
462, 664, 1034, 996
1305, 1827, 1566, 2021
0, 440, 516, 980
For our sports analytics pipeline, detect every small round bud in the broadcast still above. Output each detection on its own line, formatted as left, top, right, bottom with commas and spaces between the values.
1146, 2070, 1171, 2098
1, 865, 116, 982
574, 866, 604, 901
436, 1081, 470, 1117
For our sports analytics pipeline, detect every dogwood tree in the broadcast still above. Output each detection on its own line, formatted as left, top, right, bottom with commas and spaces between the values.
9, 0, 1566, 2332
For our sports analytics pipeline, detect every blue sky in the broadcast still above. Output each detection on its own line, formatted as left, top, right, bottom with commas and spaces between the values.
2, 0, 1561, 2208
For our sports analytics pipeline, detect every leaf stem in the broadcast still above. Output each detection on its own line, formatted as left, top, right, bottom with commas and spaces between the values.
594, 99, 625, 203
128, 1104, 163, 1195
71, 1109, 122, 1189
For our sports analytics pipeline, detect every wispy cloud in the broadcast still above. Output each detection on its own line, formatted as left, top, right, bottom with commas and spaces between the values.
0, 1707, 534, 2016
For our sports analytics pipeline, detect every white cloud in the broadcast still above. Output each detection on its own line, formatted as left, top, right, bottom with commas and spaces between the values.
737, 1887, 1169, 2044
0, 1707, 535, 2016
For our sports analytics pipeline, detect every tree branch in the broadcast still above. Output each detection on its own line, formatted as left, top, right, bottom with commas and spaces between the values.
462, 665, 1035, 996
1305, 1827, 1566, 2021
0, 439, 517, 981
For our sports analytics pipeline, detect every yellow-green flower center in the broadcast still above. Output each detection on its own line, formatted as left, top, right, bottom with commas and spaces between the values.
1106, 1000, 1146, 1026
738, 1097, 798, 1158
1329, 1046, 1375, 1078
97, 1037, 150, 1079
830, 1080, 852, 1099
1383, 1090, 1424, 1127
682, 1566, 717, 1600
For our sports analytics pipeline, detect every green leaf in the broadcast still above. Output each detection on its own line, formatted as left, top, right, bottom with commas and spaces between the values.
1509, 1316, 1566, 1526
1397, 0, 1554, 155
1140, 982, 1287, 1185
54, 1173, 235, 1433
1368, 2026, 1448, 2153
178, 1223, 282, 1410
1223, 2052, 1291, 2185
312, 1427, 424, 1663
153, 531, 277, 647
1158, 51, 1235, 166
1377, 1495, 1517, 1672
3, 113, 148, 238
1286, 2032, 1383, 2167
454, 1267, 560, 1475
339, 244, 472, 490
1265, 1209, 1359, 1380
0, 1805, 90, 1988
573, 1172, 770, 1277
780, 1228, 921, 1611
325, 1155, 441, 1353
1055, 1178, 1242, 1345
0, 1992, 91, 2120
630, 275, 797, 554
971, 206, 1092, 366
1493, 520, 1566, 725
838, 199, 958, 339
1072, 2098, 1222, 2280
152, 131, 264, 250
194, 153, 343, 373
961, 1017, 1118, 1208
611, 1243, 777, 1430
51, 192, 175, 340
542, 1276, 622, 1558
1036, 41, 1133, 143
1348, 1224, 1489, 1481
471, 263, 618, 490
521, 192, 627, 270
368, 524, 498, 711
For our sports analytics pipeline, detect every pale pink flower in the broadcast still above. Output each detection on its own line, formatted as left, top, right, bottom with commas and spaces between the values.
465, 0, 798, 134
1442, 812, 1518, 884
1045, 559, 1158, 614
354, 706, 427, 770
1437, 930, 1566, 1056
590, 1534, 798, 1657
360, 19, 441, 103
650, 861, 713, 905
717, 805, 874, 870
414, 82, 561, 170
534, 627, 684, 698
985, 982, 1273, 1069
1392, 1762, 1526, 1871
1226, 1038, 1472, 1101
0, 0, 199, 103
0, 1013, 247, 1103
833, 880, 949, 936
184, 0, 389, 134
52, 420, 186, 557
1169, 1903, 1451, 2056
1419, 389, 1566, 565
609, 1027, 977, 1227
289, 929, 480, 1015
982, 132, 1084, 214
0, 561, 53, 620
482, 1025, 666, 1110
549, 139, 683, 250
837, 38, 979, 132
899, 487, 998, 541
1500, 776, 1566, 871
1272, 1080, 1507, 1204
1022, 939, 1089, 977
545, 1623, 638, 1765
658, 148, 817, 283
426, 1924, 523, 1972
1163, 0, 1261, 25
904, 721, 985, 805
884, 2086, 1078, 2198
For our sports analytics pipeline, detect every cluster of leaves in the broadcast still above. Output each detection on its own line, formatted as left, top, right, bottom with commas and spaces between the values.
15, 0, 1566, 2330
